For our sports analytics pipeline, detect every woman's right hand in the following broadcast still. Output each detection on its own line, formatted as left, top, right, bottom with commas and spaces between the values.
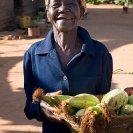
40, 90, 64, 123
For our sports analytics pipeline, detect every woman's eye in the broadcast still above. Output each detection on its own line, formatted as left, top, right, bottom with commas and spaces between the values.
52, 3, 60, 8
67, 3, 75, 6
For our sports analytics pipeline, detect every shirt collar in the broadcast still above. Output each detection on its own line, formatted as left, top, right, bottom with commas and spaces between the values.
35, 28, 54, 55
35, 26, 95, 57
77, 26, 95, 57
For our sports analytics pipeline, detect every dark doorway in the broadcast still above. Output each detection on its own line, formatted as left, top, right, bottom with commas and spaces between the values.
14, 0, 23, 16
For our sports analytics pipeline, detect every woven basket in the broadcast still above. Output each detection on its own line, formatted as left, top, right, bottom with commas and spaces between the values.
107, 114, 133, 133
63, 95, 133, 133
64, 111, 133, 133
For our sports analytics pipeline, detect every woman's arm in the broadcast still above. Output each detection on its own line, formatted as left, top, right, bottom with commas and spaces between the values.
96, 52, 113, 94
23, 50, 45, 121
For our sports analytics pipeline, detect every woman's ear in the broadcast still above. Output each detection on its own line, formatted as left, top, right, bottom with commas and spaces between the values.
80, 7, 85, 19
46, 10, 51, 22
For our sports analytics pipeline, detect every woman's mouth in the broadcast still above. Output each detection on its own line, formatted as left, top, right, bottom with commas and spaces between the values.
57, 17, 73, 20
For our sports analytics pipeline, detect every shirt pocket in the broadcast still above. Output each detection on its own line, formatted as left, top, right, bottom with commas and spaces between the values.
78, 76, 100, 94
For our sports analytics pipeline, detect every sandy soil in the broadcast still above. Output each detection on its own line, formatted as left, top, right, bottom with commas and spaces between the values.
0, 4, 133, 133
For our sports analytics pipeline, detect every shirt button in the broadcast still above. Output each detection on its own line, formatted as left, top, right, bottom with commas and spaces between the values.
50, 53, 54, 58
63, 75, 67, 81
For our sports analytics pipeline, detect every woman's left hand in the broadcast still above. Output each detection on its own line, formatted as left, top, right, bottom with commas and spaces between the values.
40, 90, 64, 123
40, 100, 64, 123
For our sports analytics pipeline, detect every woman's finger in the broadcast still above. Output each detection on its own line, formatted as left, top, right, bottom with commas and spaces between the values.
46, 112, 62, 122
40, 102, 64, 123
124, 87, 133, 96
46, 90, 62, 96
40, 100, 56, 112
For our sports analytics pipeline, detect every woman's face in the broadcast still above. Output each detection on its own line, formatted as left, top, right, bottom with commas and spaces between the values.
47, 0, 82, 32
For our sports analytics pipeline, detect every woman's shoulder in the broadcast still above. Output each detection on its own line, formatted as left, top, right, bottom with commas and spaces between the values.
26, 39, 46, 53
78, 27, 108, 50
92, 39, 108, 51
92, 39, 111, 60
26, 28, 53, 54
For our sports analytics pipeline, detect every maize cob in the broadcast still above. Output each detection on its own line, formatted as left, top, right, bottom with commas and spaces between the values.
67, 105, 78, 114
76, 109, 86, 116
128, 95, 133, 105
51, 95, 72, 106
101, 89, 128, 110
41, 95, 55, 106
66, 93, 100, 109
89, 104, 102, 116
120, 104, 133, 114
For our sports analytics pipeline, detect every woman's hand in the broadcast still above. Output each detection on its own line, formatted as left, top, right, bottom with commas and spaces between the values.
40, 100, 64, 123
40, 90, 64, 123
45, 90, 62, 96
124, 87, 133, 96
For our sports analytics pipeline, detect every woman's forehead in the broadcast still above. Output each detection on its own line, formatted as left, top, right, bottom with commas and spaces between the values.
45, 0, 80, 4
49, 0, 78, 3
45, 0, 86, 10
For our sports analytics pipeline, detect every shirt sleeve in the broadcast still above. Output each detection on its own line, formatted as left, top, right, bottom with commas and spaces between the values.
23, 50, 45, 121
96, 52, 113, 94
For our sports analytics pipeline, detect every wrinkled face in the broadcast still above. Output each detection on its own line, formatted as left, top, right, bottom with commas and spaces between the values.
47, 0, 82, 32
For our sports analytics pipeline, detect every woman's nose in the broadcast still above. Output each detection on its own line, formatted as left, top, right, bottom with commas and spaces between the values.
58, 4, 69, 13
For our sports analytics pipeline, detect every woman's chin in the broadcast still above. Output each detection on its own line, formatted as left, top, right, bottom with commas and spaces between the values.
53, 20, 77, 32
55, 26, 76, 32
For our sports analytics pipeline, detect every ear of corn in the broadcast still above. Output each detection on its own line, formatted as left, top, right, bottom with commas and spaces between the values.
52, 95, 72, 102
41, 95, 72, 106
50, 95, 72, 106
66, 93, 100, 109
76, 109, 86, 116
67, 105, 78, 114
89, 104, 102, 116
120, 104, 133, 114
42, 95, 55, 106
128, 95, 133, 105
101, 89, 128, 110
101, 93, 109, 103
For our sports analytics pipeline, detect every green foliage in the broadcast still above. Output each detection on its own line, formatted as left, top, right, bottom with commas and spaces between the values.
85, 0, 133, 5
31, 20, 38, 27
31, 11, 45, 27
38, 11, 45, 20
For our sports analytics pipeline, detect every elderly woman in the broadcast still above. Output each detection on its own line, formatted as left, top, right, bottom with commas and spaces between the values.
23, 0, 113, 133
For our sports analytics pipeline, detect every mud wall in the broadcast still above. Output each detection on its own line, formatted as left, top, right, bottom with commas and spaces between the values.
0, 0, 45, 30
0, 1, 14, 30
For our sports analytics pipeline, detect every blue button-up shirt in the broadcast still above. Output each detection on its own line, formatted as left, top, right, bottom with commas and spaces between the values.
23, 26, 113, 133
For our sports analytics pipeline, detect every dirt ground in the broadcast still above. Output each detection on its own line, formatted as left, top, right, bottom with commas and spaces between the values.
0, 4, 133, 133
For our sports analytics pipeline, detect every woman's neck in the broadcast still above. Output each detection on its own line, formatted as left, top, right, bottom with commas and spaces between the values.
53, 27, 81, 52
